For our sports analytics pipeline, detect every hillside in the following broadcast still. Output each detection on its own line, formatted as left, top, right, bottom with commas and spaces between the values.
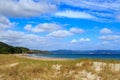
0, 42, 29, 54
0, 42, 51, 54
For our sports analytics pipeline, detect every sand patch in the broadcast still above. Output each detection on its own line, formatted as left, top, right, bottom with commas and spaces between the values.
52, 64, 62, 71
8, 63, 19, 67
15, 54, 72, 61
75, 70, 101, 80
109, 63, 120, 72
92, 62, 106, 72
0, 62, 19, 68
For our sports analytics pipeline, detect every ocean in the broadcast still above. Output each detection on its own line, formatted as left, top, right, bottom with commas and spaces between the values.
29, 54, 120, 60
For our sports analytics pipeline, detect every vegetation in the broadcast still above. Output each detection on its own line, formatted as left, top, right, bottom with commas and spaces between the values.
0, 54, 120, 80
0, 42, 120, 80
0, 42, 29, 54
28, 50, 51, 54
13, 47, 29, 53
0, 42, 51, 54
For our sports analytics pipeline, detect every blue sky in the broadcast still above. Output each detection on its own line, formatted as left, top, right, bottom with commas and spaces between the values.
0, 0, 120, 50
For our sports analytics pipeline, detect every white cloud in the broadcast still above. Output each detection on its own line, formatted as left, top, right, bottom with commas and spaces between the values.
101, 41, 109, 45
57, 0, 120, 11
99, 35, 120, 41
53, 0, 120, 21
71, 39, 77, 43
0, 0, 57, 17
55, 10, 96, 19
100, 28, 112, 34
24, 24, 32, 31
47, 30, 73, 38
70, 28, 84, 34
24, 23, 61, 32
71, 38, 91, 43
79, 38, 91, 42
0, 30, 47, 48
0, 16, 13, 29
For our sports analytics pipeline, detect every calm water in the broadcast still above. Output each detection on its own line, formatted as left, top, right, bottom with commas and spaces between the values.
29, 54, 120, 60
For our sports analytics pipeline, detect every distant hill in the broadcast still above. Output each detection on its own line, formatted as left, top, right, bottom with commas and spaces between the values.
51, 50, 120, 54
1, 42, 120, 54
0, 42, 29, 54
51, 50, 75, 54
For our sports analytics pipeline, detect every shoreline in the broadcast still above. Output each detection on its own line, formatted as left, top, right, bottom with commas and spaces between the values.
15, 54, 73, 61
11, 54, 120, 62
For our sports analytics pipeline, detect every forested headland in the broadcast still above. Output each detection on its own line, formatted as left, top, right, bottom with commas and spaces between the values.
0, 42, 29, 54
0, 42, 50, 54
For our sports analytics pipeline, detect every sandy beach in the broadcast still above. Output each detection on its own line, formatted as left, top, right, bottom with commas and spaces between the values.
15, 54, 72, 61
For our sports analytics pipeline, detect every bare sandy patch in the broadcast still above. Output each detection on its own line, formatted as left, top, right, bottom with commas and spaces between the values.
8, 63, 19, 67
0, 62, 19, 68
15, 54, 72, 61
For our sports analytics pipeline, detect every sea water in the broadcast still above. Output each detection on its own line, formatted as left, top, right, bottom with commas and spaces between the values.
29, 54, 120, 60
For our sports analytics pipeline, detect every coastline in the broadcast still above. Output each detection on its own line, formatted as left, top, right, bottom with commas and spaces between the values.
14, 54, 73, 61
14, 54, 120, 61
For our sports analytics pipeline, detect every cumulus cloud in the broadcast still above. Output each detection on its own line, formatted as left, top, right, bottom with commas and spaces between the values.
70, 28, 84, 34
24, 23, 61, 32
71, 39, 77, 43
55, 10, 96, 19
0, 29, 75, 50
100, 28, 112, 34
24, 24, 32, 31
0, 16, 14, 29
0, 0, 119, 21
99, 35, 120, 41
0, 30, 47, 48
71, 38, 91, 43
79, 38, 91, 42
47, 30, 73, 38
0, 0, 57, 17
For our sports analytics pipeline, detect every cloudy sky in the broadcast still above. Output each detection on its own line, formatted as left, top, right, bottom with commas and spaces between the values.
0, 0, 120, 50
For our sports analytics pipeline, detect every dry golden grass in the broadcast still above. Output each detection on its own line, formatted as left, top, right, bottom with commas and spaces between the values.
0, 54, 120, 80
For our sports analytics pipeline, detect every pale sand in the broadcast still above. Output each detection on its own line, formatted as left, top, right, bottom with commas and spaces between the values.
15, 54, 73, 61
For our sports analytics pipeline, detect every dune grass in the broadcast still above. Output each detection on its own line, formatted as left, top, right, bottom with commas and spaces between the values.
0, 54, 120, 80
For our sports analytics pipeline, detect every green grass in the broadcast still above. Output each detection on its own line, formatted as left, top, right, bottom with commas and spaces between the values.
0, 54, 120, 80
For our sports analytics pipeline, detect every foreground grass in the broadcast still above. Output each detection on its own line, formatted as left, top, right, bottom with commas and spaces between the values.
0, 54, 120, 80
